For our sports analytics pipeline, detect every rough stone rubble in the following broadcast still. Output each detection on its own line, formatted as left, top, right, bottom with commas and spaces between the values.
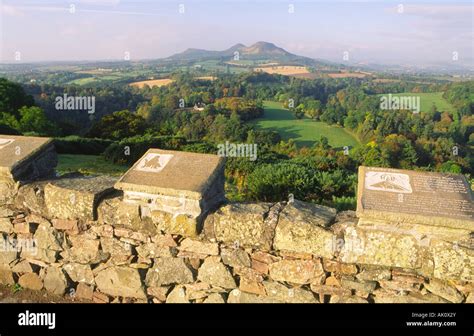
0, 181, 472, 303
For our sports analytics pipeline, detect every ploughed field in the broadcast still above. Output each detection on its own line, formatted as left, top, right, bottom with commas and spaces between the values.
252, 101, 359, 148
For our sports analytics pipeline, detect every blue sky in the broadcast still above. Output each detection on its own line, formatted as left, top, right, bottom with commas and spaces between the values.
0, 0, 472, 66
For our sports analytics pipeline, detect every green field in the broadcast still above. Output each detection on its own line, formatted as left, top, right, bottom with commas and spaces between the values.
57, 154, 129, 176
68, 77, 98, 85
378, 92, 455, 113
253, 101, 359, 148
193, 60, 250, 74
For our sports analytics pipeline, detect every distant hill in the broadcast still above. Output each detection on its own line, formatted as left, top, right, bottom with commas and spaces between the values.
166, 41, 314, 63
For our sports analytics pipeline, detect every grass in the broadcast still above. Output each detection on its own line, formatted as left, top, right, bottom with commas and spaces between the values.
11, 283, 22, 294
377, 92, 455, 114
68, 77, 97, 85
193, 60, 250, 74
252, 101, 359, 149
57, 154, 129, 176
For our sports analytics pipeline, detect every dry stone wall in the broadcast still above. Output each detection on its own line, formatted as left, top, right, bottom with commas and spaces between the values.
0, 136, 472, 303
0, 178, 472, 303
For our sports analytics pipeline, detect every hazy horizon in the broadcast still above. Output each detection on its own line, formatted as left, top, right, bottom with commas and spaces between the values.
1, 0, 473, 67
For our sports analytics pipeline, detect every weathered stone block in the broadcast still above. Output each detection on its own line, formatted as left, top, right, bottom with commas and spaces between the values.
309, 284, 352, 297
14, 182, 50, 217
268, 259, 325, 285
0, 217, 13, 234
0, 135, 57, 205
197, 256, 237, 289
147, 286, 170, 302
136, 243, 176, 259
329, 295, 368, 303
340, 278, 377, 294
221, 248, 251, 268
263, 281, 318, 303
430, 240, 473, 282
11, 260, 34, 273
206, 203, 275, 250
339, 224, 424, 270
372, 289, 449, 303
44, 176, 116, 221
97, 194, 141, 228
0, 236, 19, 268
273, 200, 336, 258
18, 272, 43, 291
0, 269, 15, 285
166, 286, 190, 303
239, 276, 266, 296
150, 211, 200, 238
115, 149, 226, 237
145, 257, 194, 287
356, 268, 391, 282
95, 266, 146, 299
100, 237, 133, 257
43, 267, 68, 295
34, 224, 63, 251
52, 219, 82, 235
21, 247, 57, 264
179, 238, 219, 257
66, 236, 106, 264
63, 263, 95, 285
75, 283, 94, 300
203, 293, 225, 303
322, 259, 358, 275
227, 289, 280, 303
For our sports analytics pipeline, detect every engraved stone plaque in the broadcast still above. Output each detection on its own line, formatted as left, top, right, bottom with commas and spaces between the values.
357, 166, 474, 230
115, 149, 226, 235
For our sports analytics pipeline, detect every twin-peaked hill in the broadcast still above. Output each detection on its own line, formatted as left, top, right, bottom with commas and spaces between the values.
166, 41, 315, 64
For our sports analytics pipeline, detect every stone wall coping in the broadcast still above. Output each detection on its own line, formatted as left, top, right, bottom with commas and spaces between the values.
0, 135, 54, 179
115, 148, 226, 199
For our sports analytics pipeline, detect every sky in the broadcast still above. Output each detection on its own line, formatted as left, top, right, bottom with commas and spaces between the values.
0, 0, 472, 66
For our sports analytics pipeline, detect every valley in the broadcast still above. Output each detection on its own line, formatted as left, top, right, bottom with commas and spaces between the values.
0, 40, 472, 209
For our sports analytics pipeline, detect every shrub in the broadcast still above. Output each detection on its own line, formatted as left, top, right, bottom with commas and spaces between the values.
54, 136, 113, 155
0, 123, 20, 135
246, 162, 320, 202
180, 141, 216, 154
326, 196, 356, 211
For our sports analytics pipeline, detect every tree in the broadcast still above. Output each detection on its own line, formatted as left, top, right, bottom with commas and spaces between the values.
294, 104, 305, 119
87, 110, 147, 140
0, 78, 34, 116
17, 106, 56, 135
305, 99, 322, 119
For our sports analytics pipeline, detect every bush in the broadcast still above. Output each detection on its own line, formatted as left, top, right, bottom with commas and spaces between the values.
54, 136, 114, 155
0, 123, 20, 135
180, 141, 216, 154
246, 162, 320, 202
326, 196, 356, 211
246, 160, 356, 204
103, 135, 186, 165
86, 110, 147, 140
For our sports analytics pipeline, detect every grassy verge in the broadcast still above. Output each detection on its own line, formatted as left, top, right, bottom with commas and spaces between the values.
57, 154, 129, 176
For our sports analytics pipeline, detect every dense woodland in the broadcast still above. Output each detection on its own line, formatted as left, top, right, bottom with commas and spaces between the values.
0, 72, 472, 210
